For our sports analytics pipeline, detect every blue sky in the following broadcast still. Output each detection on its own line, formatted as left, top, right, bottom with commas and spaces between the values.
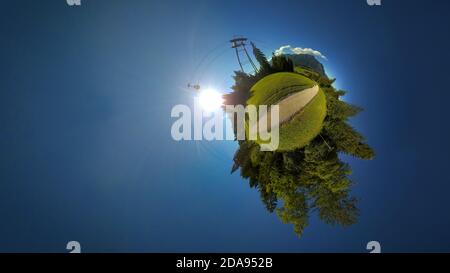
1, 0, 450, 252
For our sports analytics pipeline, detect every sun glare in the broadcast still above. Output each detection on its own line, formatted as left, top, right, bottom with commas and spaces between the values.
198, 88, 224, 112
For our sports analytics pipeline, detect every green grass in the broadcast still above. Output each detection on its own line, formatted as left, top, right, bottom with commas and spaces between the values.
246, 72, 326, 151
276, 88, 326, 151
294, 66, 320, 79
248, 72, 316, 106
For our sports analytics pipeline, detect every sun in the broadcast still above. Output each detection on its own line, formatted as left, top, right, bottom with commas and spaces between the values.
198, 88, 224, 112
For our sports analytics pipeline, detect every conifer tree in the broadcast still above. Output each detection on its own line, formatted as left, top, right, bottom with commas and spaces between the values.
251, 42, 271, 75
227, 52, 374, 237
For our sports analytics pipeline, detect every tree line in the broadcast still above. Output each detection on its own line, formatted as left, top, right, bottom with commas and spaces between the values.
224, 43, 374, 237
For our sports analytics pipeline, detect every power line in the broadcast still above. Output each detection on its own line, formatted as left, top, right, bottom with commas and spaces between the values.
230, 36, 258, 74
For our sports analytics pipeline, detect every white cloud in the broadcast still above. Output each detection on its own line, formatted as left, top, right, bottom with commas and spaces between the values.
274, 45, 327, 59
274, 45, 291, 56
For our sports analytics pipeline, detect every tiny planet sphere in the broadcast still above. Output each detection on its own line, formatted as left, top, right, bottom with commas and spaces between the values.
246, 72, 327, 151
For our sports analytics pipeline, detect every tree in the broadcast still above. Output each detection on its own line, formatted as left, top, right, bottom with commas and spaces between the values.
223, 71, 253, 106
251, 42, 271, 75
227, 51, 374, 237
270, 54, 294, 72
322, 86, 375, 160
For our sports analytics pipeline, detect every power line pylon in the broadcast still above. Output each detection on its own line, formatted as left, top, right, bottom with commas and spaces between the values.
230, 36, 258, 74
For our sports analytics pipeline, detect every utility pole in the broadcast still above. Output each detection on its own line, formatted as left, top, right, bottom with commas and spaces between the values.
230, 36, 258, 74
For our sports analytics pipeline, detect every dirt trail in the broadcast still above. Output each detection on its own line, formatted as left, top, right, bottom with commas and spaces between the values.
248, 85, 319, 133
276, 84, 319, 124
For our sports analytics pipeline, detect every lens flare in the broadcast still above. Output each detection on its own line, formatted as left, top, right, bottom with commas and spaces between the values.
198, 88, 224, 112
